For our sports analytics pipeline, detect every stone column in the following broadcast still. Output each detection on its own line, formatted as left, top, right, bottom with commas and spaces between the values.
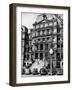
38, 44, 40, 60
29, 53, 31, 60
43, 43, 45, 51
38, 52, 40, 60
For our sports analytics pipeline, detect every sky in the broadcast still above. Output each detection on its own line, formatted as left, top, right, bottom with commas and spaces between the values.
21, 12, 39, 29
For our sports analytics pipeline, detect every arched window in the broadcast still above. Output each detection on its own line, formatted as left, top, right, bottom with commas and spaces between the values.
40, 53, 43, 60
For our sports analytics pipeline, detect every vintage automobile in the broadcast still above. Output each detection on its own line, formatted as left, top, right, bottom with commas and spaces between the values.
32, 68, 39, 75
57, 68, 63, 75
21, 68, 25, 74
40, 68, 48, 75
25, 68, 32, 75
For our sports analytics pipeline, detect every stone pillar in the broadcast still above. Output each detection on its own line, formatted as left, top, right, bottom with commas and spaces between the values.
43, 43, 45, 51
39, 44, 40, 51
29, 53, 31, 60
34, 52, 35, 60
43, 53, 45, 61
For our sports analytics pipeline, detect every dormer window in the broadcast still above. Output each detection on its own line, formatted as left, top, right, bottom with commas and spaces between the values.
43, 14, 47, 20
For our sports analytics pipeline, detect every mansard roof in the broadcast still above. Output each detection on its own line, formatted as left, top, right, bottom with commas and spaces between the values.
33, 14, 63, 26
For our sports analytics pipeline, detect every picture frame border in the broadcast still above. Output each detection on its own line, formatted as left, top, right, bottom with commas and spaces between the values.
9, 3, 70, 86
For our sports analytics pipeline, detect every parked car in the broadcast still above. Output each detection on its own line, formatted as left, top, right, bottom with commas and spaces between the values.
52, 68, 57, 75
32, 68, 39, 75
21, 69, 25, 74
25, 69, 32, 75
57, 68, 63, 75
40, 68, 48, 75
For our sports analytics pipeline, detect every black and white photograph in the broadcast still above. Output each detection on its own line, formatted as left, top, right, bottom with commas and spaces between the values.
9, 4, 70, 86
21, 13, 63, 77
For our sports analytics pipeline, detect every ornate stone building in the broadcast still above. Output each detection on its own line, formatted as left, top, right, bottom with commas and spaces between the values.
21, 14, 63, 75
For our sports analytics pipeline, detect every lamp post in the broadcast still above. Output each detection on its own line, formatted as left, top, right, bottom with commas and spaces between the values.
49, 48, 53, 75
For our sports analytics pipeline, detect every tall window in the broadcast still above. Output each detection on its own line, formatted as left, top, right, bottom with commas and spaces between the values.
61, 53, 63, 59
45, 44, 48, 50
57, 42, 60, 48
35, 44, 38, 50
27, 54, 29, 60
47, 29, 49, 34
40, 44, 43, 50
57, 28, 60, 33
57, 36, 60, 40
61, 43, 63, 48
35, 53, 38, 59
42, 30, 45, 34
40, 53, 43, 59
38, 31, 40, 36
45, 52, 48, 60
57, 52, 60, 59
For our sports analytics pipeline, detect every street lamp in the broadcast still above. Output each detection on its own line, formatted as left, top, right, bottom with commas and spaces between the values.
49, 48, 54, 75
49, 48, 53, 55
